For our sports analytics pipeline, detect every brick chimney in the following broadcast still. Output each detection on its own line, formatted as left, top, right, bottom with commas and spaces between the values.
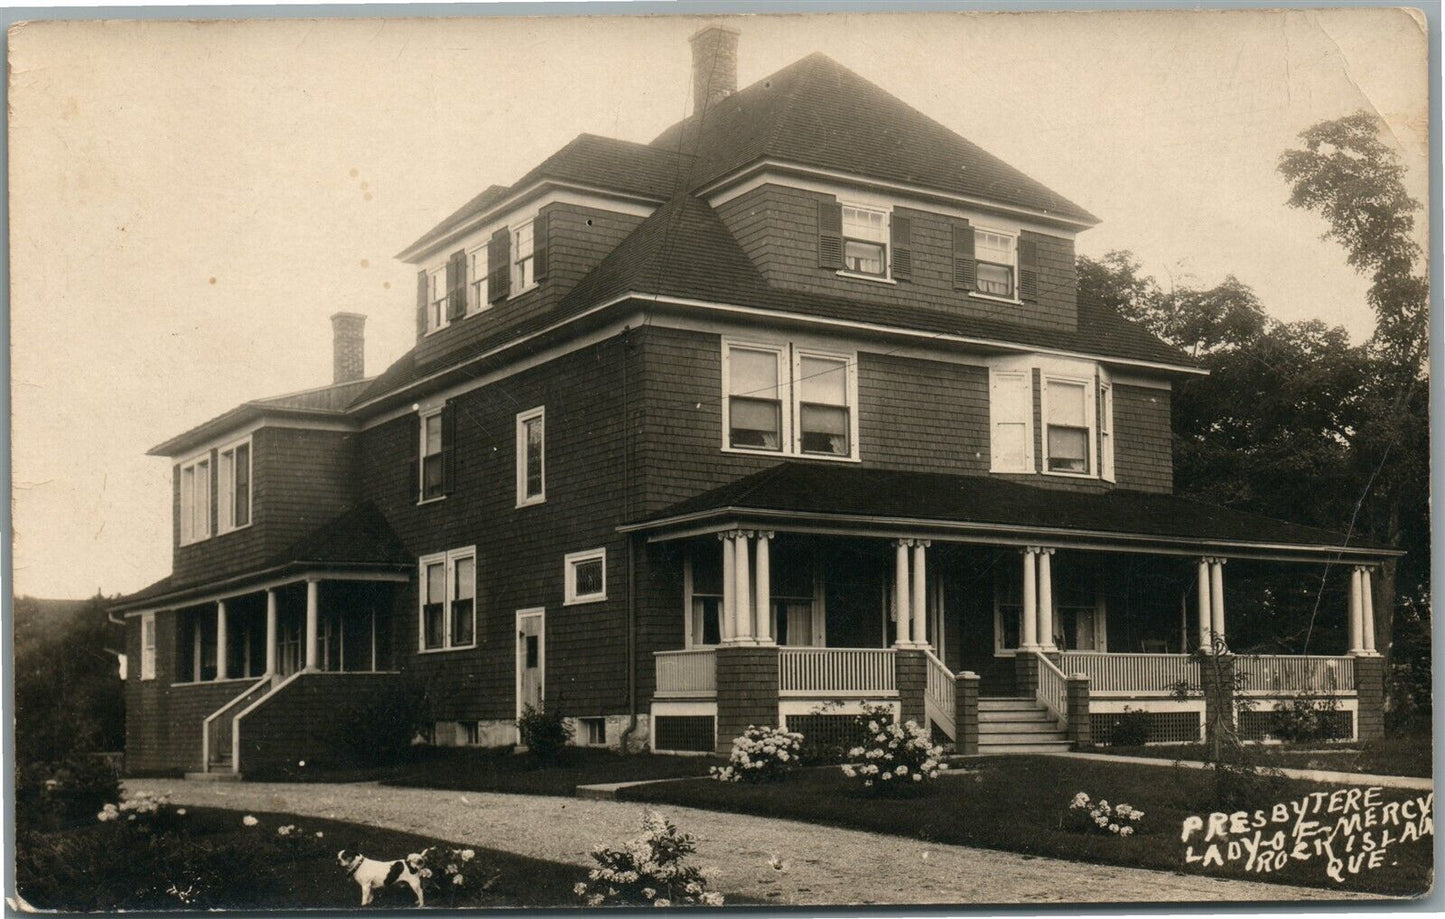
689, 24, 739, 116
330, 312, 366, 384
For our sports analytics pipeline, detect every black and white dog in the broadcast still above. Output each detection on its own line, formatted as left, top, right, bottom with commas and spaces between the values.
337, 848, 426, 907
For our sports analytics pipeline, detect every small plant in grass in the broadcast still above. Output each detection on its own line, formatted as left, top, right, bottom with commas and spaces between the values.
517, 704, 573, 766
409, 845, 498, 907
1065, 792, 1144, 837
17, 756, 121, 832
839, 703, 946, 796
710, 725, 803, 783
1106, 707, 1153, 746
575, 810, 724, 907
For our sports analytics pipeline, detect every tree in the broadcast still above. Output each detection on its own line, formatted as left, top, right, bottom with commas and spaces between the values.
1279, 111, 1430, 679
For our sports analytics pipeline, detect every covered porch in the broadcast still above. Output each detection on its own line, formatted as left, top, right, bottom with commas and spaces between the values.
626, 463, 1399, 754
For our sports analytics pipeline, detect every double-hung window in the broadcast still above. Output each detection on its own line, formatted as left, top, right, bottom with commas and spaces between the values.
516, 407, 545, 506
726, 345, 785, 451
179, 455, 211, 545
796, 353, 851, 456
419, 409, 445, 502
428, 266, 448, 331
1043, 377, 1094, 475
466, 245, 488, 313
841, 205, 887, 277
511, 221, 536, 293
564, 548, 607, 605
420, 547, 476, 651
975, 229, 1016, 298
140, 613, 156, 680
217, 439, 251, 533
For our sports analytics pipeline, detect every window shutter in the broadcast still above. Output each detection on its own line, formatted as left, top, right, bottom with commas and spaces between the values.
952, 222, 976, 290
487, 228, 510, 304
817, 200, 844, 269
416, 269, 429, 337
990, 370, 1031, 472
532, 211, 549, 281
890, 215, 913, 279
441, 401, 457, 495
1018, 235, 1039, 302
446, 250, 466, 320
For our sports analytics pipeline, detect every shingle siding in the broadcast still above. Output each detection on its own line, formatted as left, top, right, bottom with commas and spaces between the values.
1113, 383, 1173, 494
714, 184, 1078, 331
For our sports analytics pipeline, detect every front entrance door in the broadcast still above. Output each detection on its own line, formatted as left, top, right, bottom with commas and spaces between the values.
515, 609, 545, 721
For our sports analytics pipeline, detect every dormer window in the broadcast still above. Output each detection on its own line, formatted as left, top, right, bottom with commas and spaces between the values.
428, 266, 448, 331
975, 229, 1016, 298
179, 454, 211, 545
466, 245, 488, 313
217, 438, 251, 533
841, 205, 887, 277
512, 221, 536, 293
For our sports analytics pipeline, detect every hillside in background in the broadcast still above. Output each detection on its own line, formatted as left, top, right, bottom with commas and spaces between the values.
13, 594, 126, 762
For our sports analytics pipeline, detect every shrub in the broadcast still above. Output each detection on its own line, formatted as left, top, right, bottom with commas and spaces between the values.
16, 755, 121, 832
337, 678, 431, 766
517, 704, 572, 766
409, 845, 497, 908
1065, 792, 1144, 837
1269, 694, 1343, 743
574, 810, 724, 907
710, 725, 803, 783
839, 704, 946, 796
1106, 707, 1153, 746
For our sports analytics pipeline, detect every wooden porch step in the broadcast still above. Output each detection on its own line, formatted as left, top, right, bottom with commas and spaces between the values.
978, 698, 1043, 711
979, 709, 1054, 723
981, 719, 1067, 735
975, 741, 1073, 755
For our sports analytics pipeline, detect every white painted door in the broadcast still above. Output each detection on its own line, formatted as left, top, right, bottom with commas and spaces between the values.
516, 609, 545, 718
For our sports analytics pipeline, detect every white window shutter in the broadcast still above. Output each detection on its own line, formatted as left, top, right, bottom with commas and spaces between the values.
990, 370, 1032, 472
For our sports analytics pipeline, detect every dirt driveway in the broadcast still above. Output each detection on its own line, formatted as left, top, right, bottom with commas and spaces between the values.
126, 779, 1377, 906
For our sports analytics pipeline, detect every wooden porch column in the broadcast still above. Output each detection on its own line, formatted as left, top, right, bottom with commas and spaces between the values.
1361, 567, 1378, 654
215, 601, 229, 680
893, 540, 912, 646
753, 532, 774, 645
193, 617, 202, 683
910, 540, 929, 650
1209, 559, 1226, 648
720, 533, 735, 643
1037, 548, 1055, 651
734, 532, 753, 643
1348, 566, 1364, 654
304, 579, 320, 671
1196, 558, 1213, 650
264, 589, 278, 675
1021, 548, 1039, 650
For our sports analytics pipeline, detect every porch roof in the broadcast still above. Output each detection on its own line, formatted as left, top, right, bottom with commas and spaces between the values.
620, 463, 1400, 563
110, 502, 412, 614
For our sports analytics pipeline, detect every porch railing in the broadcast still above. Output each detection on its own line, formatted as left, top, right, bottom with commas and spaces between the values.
1238, 655, 1355, 694
1034, 651, 1068, 727
1060, 652, 1199, 696
779, 648, 896, 697
654, 649, 717, 698
203, 678, 270, 771
923, 649, 956, 740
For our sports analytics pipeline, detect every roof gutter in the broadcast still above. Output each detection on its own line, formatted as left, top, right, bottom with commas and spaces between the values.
109, 562, 412, 615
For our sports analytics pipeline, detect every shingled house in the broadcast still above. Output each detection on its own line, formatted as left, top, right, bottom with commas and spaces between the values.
112, 28, 1398, 776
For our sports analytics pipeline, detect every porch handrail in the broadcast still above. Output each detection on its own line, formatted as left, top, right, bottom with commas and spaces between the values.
922, 648, 956, 740
779, 647, 896, 696
654, 649, 717, 698
1034, 651, 1068, 728
1059, 652, 1199, 696
1237, 655, 1355, 694
202, 676, 270, 772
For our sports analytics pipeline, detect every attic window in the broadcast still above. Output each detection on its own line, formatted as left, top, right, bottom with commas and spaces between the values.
428, 266, 448, 331
466, 245, 488, 314
975, 230, 1016, 298
841, 206, 887, 277
512, 221, 536, 293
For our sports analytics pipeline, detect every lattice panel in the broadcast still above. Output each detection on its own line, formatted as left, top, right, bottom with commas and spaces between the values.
1090, 711, 1202, 745
786, 714, 873, 761
653, 716, 715, 753
1239, 709, 1354, 742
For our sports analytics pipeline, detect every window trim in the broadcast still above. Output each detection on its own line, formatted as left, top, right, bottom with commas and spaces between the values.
216, 436, 253, 535
721, 338, 860, 463
510, 219, 538, 297
417, 407, 446, 505
515, 406, 546, 507
140, 612, 156, 681
178, 451, 212, 546
1041, 373, 1098, 479
426, 264, 449, 334
466, 244, 489, 315
417, 546, 477, 654
973, 226, 1019, 301
563, 548, 608, 606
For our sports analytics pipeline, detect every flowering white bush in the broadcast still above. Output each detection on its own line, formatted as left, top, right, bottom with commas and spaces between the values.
710, 725, 803, 783
1066, 792, 1144, 837
839, 706, 946, 795
574, 810, 724, 907
96, 791, 171, 823
409, 846, 495, 907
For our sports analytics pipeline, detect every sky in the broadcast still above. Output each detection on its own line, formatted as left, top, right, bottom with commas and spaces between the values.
9, 8, 1429, 599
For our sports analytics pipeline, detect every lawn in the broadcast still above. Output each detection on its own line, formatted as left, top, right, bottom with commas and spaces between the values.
618, 755, 1434, 898
1087, 729, 1434, 779
16, 806, 591, 911
251, 745, 722, 794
